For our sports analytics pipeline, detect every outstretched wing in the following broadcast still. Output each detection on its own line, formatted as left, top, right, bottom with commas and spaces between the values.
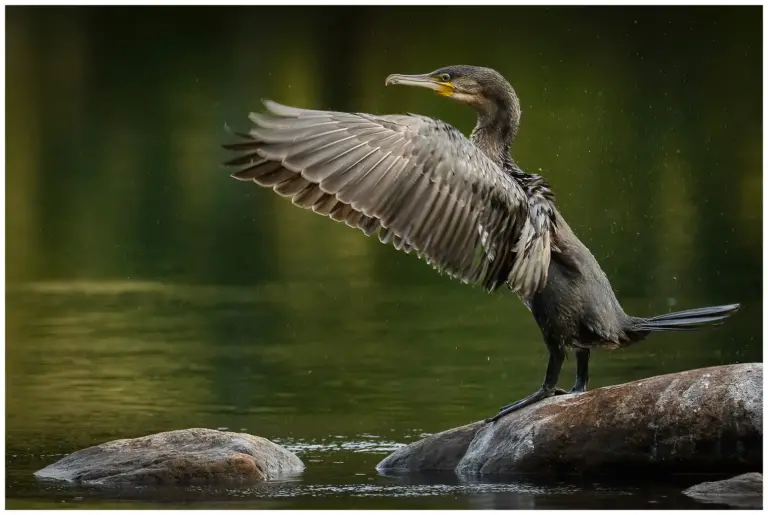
223, 100, 554, 296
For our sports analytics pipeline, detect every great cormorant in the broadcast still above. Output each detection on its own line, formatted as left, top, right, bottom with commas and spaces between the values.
222, 65, 740, 423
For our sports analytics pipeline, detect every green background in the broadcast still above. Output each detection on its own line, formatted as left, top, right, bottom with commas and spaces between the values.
6, 5, 762, 509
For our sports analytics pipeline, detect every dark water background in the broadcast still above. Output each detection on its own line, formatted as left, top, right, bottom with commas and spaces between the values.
6, 5, 762, 509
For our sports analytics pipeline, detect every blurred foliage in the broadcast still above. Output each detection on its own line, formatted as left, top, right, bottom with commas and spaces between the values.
5, 6, 762, 508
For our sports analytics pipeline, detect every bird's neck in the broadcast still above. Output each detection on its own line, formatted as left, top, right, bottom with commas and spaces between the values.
469, 92, 521, 167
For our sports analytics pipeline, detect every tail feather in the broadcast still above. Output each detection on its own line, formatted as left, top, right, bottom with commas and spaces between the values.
633, 303, 741, 332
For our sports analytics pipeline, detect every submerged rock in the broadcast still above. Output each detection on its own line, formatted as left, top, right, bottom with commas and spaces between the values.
378, 363, 762, 477
683, 472, 762, 508
35, 428, 304, 485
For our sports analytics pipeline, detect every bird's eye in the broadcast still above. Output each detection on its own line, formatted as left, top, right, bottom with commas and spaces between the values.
437, 73, 451, 82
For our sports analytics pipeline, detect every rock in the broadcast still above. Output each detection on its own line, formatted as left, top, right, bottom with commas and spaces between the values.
34, 428, 305, 485
683, 472, 762, 508
378, 363, 762, 477
379, 421, 484, 472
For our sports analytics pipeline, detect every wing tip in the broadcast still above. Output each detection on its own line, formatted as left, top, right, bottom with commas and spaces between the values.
262, 98, 304, 117
230, 171, 256, 182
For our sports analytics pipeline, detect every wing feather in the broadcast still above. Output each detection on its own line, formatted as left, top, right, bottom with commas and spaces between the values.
223, 100, 556, 296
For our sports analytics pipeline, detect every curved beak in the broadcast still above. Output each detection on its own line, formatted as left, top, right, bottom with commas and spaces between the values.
385, 73, 455, 96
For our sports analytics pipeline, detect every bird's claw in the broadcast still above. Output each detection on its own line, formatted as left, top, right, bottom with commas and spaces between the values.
487, 386, 561, 424
569, 385, 588, 394
496, 387, 568, 413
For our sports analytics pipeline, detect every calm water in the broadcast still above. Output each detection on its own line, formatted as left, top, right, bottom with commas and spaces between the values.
6, 6, 762, 510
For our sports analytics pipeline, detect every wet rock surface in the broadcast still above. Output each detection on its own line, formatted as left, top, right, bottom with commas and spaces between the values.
378, 363, 762, 477
35, 428, 305, 485
683, 472, 762, 508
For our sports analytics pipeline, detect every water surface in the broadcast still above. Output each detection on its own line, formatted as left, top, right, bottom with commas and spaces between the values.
6, 5, 762, 509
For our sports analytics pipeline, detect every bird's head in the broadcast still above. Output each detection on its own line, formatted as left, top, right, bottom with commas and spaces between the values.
385, 65, 515, 114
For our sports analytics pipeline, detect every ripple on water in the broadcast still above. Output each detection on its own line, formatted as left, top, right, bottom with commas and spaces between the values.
272, 434, 406, 455
216, 482, 581, 499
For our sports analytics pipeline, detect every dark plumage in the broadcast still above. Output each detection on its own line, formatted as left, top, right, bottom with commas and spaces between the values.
222, 65, 741, 423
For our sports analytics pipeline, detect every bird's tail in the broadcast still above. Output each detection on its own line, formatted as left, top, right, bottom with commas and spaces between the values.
631, 303, 741, 332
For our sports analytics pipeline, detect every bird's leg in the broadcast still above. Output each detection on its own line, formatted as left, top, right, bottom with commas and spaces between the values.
570, 348, 590, 393
485, 347, 565, 423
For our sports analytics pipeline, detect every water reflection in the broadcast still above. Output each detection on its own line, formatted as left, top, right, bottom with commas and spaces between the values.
6, 5, 762, 510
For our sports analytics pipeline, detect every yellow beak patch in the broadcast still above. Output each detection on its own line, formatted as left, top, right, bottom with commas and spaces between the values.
436, 83, 455, 97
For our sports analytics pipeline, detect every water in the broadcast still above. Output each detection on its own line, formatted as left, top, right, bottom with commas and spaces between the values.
5, 5, 762, 510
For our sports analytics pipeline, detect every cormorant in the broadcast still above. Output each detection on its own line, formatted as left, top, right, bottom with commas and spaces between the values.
222, 65, 740, 423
